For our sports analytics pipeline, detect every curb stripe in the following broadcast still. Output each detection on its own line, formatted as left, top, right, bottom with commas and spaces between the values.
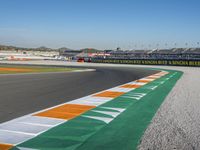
0, 143, 13, 150
34, 104, 95, 120
120, 84, 141, 88
93, 91, 125, 98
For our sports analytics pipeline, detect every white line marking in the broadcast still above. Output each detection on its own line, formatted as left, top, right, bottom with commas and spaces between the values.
20, 122, 54, 127
82, 115, 113, 124
100, 107, 125, 112
122, 93, 147, 100
91, 110, 120, 118
0, 129, 37, 136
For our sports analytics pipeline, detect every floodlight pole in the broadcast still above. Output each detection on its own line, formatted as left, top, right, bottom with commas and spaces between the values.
141, 44, 144, 50
165, 43, 168, 49
134, 44, 137, 50
185, 43, 188, 48
174, 43, 177, 48
156, 43, 159, 49
148, 44, 151, 50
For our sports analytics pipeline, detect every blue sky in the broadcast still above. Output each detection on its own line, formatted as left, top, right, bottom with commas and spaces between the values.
0, 0, 200, 49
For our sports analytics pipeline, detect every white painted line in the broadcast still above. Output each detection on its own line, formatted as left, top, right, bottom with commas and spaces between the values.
0, 130, 35, 145
68, 96, 113, 106
127, 81, 147, 85
74, 96, 113, 102
140, 78, 155, 81
91, 110, 120, 118
143, 85, 159, 90
0, 129, 37, 136
82, 115, 113, 124
16, 147, 37, 150
147, 75, 161, 78
18, 116, 65, 126
0, 122, 51, 135
68, 100, 103, 106
122, 93, 147, 100
100, 107, 125, 113
20, 122, 54, 127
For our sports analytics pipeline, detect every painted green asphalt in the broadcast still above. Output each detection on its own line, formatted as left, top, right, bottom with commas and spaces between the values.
13, 69, 182, 150
76, 70, 182, 150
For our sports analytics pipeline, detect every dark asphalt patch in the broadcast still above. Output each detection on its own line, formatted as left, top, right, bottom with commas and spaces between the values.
0, 66, 157, 123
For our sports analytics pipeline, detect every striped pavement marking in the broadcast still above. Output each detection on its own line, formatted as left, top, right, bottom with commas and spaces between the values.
0, 143, 13, 150
93, 91, 125, 98
121, 92, 147, 100
0, 70, 169, 150
146, 76, 159, 79
34, 104, 95, 120
120, 84, 141, 88
136, 79, 152, 83
127, 81, 147, 85
82, 115, 113, 124
100, 107, 125, 112
107, 87, 133, 93
68, 96, 112, 106
91, 110, 120, 117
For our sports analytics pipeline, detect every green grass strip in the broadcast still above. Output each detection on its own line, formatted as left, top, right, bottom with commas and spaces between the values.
0, 65, 79, 74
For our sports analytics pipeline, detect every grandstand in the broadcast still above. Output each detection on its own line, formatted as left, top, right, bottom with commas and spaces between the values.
0, 44, 200, 61
95, 48, 200, 60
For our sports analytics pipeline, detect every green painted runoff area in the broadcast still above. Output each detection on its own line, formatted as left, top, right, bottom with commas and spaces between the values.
12, 69, 183, 150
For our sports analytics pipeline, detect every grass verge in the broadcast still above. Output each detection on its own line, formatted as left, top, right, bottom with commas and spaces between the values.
0, 65, 80, 74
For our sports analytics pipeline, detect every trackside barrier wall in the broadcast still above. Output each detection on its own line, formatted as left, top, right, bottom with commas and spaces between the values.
92, 59, 200, 67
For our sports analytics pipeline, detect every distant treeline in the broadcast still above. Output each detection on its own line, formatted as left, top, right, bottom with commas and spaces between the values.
0, 45, 101, 53
92, 59, 200, 67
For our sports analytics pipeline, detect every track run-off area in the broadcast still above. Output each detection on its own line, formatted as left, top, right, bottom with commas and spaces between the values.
0, 61, 199, 150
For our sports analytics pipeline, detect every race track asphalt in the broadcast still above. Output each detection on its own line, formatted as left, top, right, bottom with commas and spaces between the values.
0, 66, 157, 123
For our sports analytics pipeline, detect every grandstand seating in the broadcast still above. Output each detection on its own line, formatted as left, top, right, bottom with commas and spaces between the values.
96, 48, 200, 60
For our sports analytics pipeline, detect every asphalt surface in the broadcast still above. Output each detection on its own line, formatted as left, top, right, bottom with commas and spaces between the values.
0, 66, 156, 123
1, 61, 200, 149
